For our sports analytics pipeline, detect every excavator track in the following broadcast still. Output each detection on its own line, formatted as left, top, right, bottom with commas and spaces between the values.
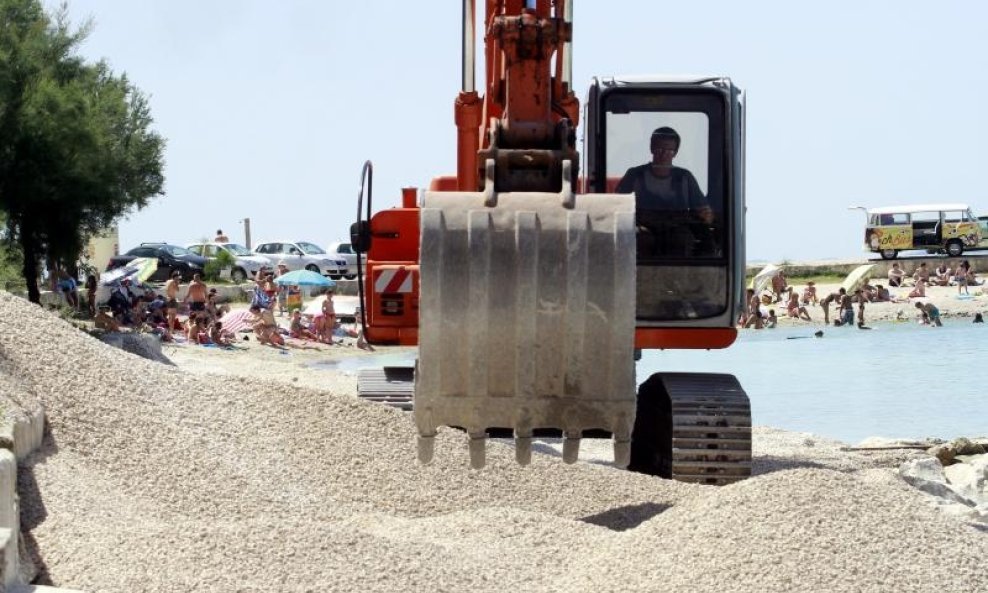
630, 372, 751, 486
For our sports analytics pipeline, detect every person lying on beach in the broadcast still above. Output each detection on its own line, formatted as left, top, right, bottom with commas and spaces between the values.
914, 301, 942, 327
872, 284, 890, 302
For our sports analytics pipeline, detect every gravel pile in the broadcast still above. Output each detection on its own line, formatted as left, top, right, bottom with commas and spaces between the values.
1, 291, 986, 592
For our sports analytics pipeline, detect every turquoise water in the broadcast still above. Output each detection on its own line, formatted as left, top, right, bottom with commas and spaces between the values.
313, 321, 988, 444
639, 321, 988, 443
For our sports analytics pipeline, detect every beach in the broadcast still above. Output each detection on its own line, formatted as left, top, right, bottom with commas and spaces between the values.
755, 279, 987, 326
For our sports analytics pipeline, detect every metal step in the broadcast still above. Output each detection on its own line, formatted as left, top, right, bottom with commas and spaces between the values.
357, 367, 415, 411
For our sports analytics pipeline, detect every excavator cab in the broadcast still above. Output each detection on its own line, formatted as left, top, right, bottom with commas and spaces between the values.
584, 76, 746, 342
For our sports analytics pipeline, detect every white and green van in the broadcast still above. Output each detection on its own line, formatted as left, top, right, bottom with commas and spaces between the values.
863, 203, 981, 259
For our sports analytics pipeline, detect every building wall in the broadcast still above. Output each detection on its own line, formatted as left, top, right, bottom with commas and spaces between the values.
83, 226, 119, 275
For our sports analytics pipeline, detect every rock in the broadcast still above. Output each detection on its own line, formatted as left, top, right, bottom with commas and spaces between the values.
928, 444, 957, 466
100, 332, 173, 365
900, 457, 945, 483
899, 458, 977, 507
856, 436, 936, 449
950, 437, 986, 456
943, 463, 987, 503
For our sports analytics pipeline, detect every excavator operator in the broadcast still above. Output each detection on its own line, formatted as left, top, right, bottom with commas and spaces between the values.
616, 127, 714, 257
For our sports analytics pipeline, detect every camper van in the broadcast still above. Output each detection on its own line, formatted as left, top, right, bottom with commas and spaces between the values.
863, 203, 980, 259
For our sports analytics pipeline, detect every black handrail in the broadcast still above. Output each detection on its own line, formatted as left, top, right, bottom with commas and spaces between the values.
353, 161, 373, 336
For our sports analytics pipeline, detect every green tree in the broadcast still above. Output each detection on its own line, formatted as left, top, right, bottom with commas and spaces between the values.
0, 0, 164, 303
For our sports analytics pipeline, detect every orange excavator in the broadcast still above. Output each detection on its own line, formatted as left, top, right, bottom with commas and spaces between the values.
352, 0, 751, 484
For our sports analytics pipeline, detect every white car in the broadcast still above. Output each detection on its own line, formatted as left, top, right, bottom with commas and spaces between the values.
253, 240, 347, 278
186, 242, 270, 283
326, 241, 366, 280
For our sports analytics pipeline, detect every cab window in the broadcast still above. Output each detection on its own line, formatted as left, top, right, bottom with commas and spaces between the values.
601, 90, 729, 321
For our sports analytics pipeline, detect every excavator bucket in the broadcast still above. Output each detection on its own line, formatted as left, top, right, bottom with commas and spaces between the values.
415, 161, 638, 468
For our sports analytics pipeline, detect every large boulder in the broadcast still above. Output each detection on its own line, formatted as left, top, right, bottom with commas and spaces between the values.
100, 332, 173, 365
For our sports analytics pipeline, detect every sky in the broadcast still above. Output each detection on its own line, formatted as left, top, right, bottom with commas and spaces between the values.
60, 1, 988, 262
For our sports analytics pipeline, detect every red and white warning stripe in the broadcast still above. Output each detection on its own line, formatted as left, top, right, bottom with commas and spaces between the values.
374, 268, 414, 293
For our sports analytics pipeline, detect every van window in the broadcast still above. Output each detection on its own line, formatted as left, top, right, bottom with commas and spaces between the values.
944, 210, 968, 223
911, 211, 940, 224
873, 213, 908, 225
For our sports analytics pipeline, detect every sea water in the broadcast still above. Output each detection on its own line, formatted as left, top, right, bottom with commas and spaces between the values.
639, 320, 988, 444
315, 320, 988, 444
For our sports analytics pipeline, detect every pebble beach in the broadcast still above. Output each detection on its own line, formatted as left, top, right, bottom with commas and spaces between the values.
1, 290, 986, 592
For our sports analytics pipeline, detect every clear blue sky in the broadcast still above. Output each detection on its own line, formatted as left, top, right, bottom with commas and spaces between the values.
62, 1, 988, 262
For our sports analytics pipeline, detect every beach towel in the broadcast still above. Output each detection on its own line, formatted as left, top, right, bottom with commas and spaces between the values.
220, 310, 257, 334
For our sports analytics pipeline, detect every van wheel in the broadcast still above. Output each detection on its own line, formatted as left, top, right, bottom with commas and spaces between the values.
946, 241, 964, 257
880, 249, 897, 260
231, 268, 247, 283
305, 264, 320, 274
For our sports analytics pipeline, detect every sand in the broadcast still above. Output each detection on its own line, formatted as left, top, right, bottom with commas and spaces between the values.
0, 290, 985, 592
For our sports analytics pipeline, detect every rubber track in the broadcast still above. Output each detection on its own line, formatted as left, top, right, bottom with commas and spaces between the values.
663, 373, 752, 485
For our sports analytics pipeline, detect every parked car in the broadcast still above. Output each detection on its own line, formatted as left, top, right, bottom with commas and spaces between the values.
252, 240, 347, 279
326, 241, 365, 280
186, 242, 270, 283
106, 243, 207, 282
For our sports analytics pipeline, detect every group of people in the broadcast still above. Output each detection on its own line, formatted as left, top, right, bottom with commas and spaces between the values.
248, 262, 341, 347
740, 258, 988, 330
93, 272, 231, 343
888, 260, 979, 294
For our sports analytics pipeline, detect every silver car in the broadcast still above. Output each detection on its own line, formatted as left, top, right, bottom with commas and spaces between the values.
186, 242, 271, 283
252, 240, 347, 278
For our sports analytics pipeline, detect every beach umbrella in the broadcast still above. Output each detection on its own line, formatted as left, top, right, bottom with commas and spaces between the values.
750, 264, 781, 294
273, 269, 336, 288
840, 263, 876, 293
99, 257, 158, 286
273, 269, 335, 312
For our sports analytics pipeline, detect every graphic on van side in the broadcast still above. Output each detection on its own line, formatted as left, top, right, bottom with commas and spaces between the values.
944, 222, 980, 246
866, 227, 910, 251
